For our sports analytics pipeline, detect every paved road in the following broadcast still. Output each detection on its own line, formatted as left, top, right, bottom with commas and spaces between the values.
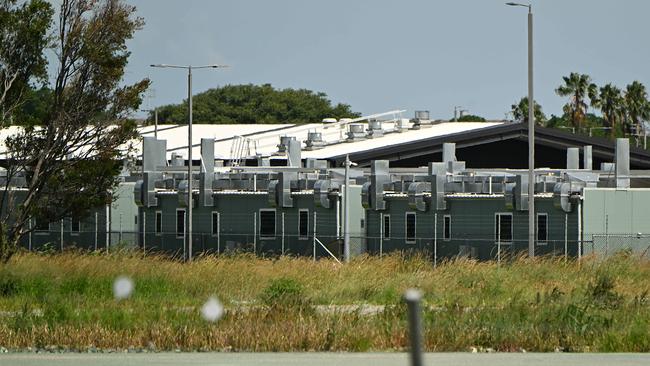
2, 353, 650, 366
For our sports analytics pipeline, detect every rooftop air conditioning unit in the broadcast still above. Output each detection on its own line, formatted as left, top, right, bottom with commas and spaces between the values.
322, 118, 338, 124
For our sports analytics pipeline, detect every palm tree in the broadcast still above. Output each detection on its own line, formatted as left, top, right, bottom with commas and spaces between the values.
555, 73, 599, 129
624, 81, 650, 143
592, 83, 624, 138
511, 97, 546, 126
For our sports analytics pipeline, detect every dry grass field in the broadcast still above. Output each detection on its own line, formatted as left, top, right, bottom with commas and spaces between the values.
0, 251, 649, 352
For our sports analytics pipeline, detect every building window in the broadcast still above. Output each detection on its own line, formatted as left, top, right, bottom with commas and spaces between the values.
443, 215, 451, 241
260, 209, 276, 238
537, 213, 548, 245
176, 209, 185, 238
298, 209, 309, 239
212, 212, 220, 237
405, 212, 416, 243
383, 215, 390, 240
495, 213, 513, 243
155, 211, 162, 236
71, 219, 80, 233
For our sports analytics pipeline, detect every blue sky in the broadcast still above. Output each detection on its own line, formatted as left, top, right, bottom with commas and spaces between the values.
123, 0, 650, 120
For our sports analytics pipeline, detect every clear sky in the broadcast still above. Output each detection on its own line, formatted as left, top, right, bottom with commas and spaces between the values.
123, 0, 650, 121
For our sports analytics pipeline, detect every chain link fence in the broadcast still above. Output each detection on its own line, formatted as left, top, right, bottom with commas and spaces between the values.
587, 234, 650, 258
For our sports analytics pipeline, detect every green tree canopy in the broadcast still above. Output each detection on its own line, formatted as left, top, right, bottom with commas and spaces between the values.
511, 97, 546, 125
555, 73, 599, 128
453, 114, 486, 122
152, 84, 360, 124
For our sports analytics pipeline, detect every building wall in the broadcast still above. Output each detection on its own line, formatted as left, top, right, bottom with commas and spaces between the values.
140, 192, 344, 258
365, 196, 579, 260
583, 188, 650, 256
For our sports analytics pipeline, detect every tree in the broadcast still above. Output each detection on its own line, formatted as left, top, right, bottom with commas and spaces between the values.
623, 81, 650, 141
592, 83, 624, 138
153, 84, 360, 124
555, 73, 599, 128
454, 114, 486, 122
0, 0, 149, 262
0, 0, 52, 123
511, 97, 546, 126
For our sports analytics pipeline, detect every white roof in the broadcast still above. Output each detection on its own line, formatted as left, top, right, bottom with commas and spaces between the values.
139, 120, 504, 161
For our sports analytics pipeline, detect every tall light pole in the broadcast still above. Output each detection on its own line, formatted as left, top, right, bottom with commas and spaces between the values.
506, 2, 535, 257
150, 64, 228, 261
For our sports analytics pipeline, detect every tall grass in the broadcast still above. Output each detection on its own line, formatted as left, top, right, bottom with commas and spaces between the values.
0, 251, 649, 351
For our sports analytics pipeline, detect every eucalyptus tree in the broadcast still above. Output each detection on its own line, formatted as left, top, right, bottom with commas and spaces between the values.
555, 73, 599, 129
623, 81, 650, 141
0, 0, 149, 262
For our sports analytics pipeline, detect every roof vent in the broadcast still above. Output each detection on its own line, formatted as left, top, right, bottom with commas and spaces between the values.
304, 131, 325, 150
277, 136, 296, 154
395, 118, 410, 132
410, 110, 431, 129
171, 152, 184, 167
367, 119, 384, 138
347, 123, 366, 142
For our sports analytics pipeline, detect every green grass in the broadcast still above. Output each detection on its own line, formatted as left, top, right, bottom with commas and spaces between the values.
0, 251, 649, 351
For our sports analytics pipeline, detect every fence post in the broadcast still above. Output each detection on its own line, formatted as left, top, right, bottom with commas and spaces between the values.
119, 213, 123, 244
217, 212, 220, 254
313, 211, 317, 261
28, 219, 32, 252
564, 214, 569, 260
281, 212, 285, 255
60, 219, 64, 252
405, 289, 424, 366
605, 215, 609, 257
379, 213, 383, 257
142, 211, 146, 255
94, 212, 98, 251
434, 212, 438, 268
253, 212, 257, 255
497, 216, 501, 264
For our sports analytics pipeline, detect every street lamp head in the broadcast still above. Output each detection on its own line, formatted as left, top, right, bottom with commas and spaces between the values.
150, 64, 168, 68
506, 2, 531, 10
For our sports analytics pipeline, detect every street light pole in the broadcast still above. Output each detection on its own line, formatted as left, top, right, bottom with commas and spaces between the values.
150, 63, 228, 262
507, 2, 535, 257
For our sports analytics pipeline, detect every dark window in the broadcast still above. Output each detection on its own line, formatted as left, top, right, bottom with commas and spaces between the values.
443, 215, 451, 240
176, 209, 185, 237
71, 219, 80, 233
212, 212, 219, 236
537, 213, 548, 243
155, 211, 162, 235
298, 210, 308, 238
383, 215, 390, 239
35, 218, 49, 231
495, 213, 513, 242
260, 210, 276, 238
406, 212, 416, 243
